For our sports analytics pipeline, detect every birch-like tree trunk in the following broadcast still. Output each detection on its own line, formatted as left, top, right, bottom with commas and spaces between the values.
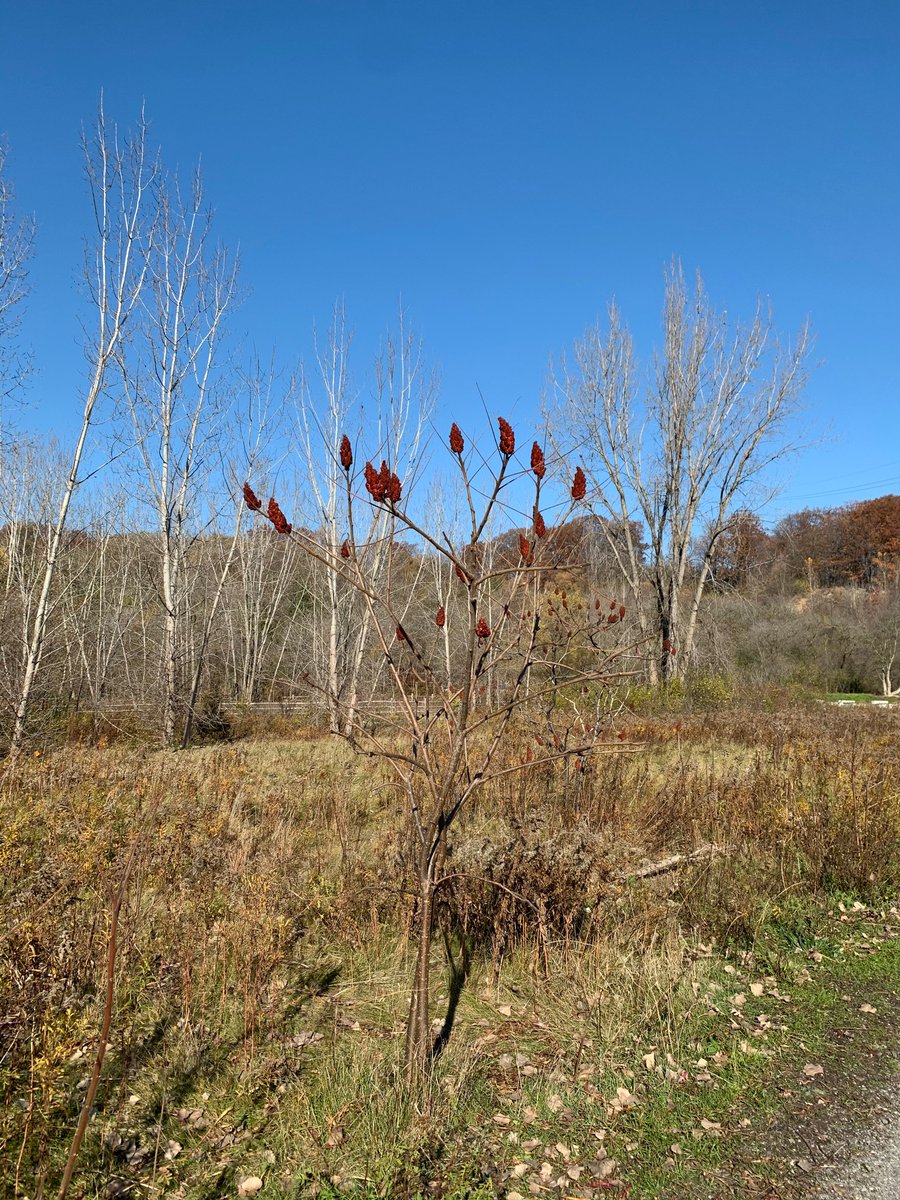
11, 108, 156, 750
119, 165, 237, 746
294, 306, 432, 732
181, 362, 282, 744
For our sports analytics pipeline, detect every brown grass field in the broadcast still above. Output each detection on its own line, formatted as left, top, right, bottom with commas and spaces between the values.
2, 699, 899, 1199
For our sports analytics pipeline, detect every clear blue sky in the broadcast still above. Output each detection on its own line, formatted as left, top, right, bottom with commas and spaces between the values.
2, 0, 898, 522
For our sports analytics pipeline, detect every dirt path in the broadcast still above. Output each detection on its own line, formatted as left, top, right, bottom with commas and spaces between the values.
742, 976, 900, 1200
812, 1084, 900, 1200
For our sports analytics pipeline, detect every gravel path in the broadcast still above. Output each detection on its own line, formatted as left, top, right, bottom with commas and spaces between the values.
813, 1085, 900, 1199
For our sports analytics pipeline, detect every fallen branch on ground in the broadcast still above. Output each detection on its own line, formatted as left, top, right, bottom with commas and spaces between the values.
614, 843, 727, 883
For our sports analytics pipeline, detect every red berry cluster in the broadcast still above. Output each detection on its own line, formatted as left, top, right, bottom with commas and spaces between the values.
364, 460, 402, 505
267, 497, 291, 535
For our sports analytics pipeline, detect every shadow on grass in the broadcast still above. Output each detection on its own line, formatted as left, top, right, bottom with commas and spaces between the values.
432, 931, 470, 1062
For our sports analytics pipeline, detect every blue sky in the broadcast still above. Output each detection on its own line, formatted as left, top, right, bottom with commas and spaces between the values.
2, 0, 898, 522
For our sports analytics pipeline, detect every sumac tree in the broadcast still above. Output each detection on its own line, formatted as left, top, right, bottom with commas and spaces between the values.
247, 418, 637, 1079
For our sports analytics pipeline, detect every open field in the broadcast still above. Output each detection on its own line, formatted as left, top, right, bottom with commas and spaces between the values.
2, 701, 899, 1199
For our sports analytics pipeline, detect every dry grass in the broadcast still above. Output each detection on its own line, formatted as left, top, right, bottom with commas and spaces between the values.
1, 702, 899, 1197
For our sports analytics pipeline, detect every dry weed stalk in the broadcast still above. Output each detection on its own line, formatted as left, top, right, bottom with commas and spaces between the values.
56, 842, 137, 1200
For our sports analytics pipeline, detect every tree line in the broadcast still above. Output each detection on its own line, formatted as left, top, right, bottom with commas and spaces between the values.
4, 103, 890, 749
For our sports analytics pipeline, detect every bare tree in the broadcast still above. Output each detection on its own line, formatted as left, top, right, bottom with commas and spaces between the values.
10, 107, 157, 749
119, 164, 237, 746
294, 306, 432, 733
864, 583, 900, 697
246, 417, 637, 1080
554, 265, 810, 682
0, 440, 66, 721
180, 358, 282, 745
57, 486, 141, 720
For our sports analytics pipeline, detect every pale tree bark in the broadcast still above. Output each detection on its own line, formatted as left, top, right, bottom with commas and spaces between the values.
868, 582, 900, 697
0, 441, 65, 718
227, 518, 303, 704
10, 108, 157, 749
58, 487, 139, 718
181, 360, 282, 744
424, 477, 465, 686
550, 309, 658, 680
294, 305, 433, 732
119, 165, 237, 746
554, 264, 810, 683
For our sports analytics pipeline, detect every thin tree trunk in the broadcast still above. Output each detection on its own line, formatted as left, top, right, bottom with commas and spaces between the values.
404, 870, 436, 1080
13, 421, 95, 749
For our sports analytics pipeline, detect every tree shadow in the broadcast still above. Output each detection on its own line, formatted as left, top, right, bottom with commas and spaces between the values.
431, 930, 470, 1061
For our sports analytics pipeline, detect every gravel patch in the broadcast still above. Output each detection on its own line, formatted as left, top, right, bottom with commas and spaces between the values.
813, 1084, 900, 1199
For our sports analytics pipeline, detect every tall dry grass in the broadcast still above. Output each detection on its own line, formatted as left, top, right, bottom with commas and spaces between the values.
1, 702, 898, 1195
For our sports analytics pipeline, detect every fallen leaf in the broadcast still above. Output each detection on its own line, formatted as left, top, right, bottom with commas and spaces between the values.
802, 1063, 824, 1078
860, 1003, 878, 1014
237, 1179, 264, 1198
